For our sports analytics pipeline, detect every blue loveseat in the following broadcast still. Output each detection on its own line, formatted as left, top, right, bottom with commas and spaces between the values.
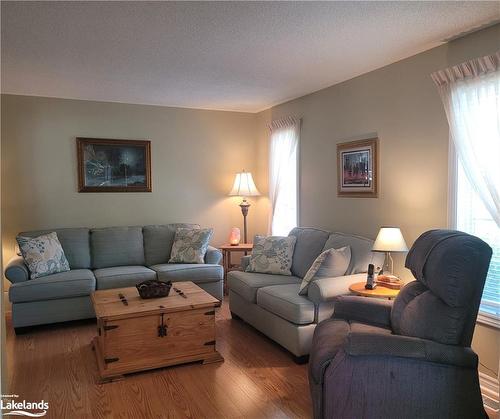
227, 227, 385, 360
5, 224, 223, 330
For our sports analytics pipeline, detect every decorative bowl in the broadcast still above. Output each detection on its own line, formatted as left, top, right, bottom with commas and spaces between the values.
136, 279, 172, 299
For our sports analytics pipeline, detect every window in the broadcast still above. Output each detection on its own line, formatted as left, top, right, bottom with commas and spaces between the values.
434, 53, 500, 328
456, 160, 500, 326
269, 118, 299, 236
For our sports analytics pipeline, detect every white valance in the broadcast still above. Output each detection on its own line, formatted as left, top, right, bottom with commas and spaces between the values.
431, 51, 500, 86
268, 116, 299, 132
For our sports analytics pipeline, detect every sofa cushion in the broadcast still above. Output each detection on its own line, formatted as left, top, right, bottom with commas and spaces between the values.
19, 228, 91, 269
227, 270, 301, 303
17, 232, 70, 279
143, 224, 200, 266
323, 232, 385, 274
94, 266, 156, 290
9, 269, 95, 303
169, 228, 213, 264
299, 246, 351, 295
150, 263, 223, 284
246, 235, 296, 276
257, 284, 315, 325
288, 228, 330, 278
91, 226, 145, 269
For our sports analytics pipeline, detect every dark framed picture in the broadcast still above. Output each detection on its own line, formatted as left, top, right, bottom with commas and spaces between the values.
77, 138, 152, 192
337, 138, 378, 197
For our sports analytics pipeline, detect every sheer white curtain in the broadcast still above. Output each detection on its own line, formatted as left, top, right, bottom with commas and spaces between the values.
432, 52, 500, 227
268, 117, 300, 236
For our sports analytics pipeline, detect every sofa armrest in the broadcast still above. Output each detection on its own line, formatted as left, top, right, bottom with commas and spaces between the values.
346, 332, 478, 368
307, 273, 366, 304
333, 295, 393, 328
240, 255, 251, 271
5, 256, 30, 283
205, 246, 222, 265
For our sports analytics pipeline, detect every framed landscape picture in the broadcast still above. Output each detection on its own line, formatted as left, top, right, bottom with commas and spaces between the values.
337, 138, 378, 197
77, 138, 152, 192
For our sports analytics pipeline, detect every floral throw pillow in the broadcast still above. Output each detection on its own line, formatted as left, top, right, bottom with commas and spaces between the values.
246, 235, 297, 276
169, 228, 213, 264
17, 232, 70, 279
298, 246, 351, 295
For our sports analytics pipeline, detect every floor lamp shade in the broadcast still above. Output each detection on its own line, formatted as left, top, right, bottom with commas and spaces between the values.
229, 171, 260, 243
229, 172, 260, 197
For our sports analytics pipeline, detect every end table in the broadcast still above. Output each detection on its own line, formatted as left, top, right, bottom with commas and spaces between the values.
219, 243, 253, 295
349, 281, 400, 300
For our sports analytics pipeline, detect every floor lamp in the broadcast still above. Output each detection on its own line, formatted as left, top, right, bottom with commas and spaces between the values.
229, 171, 260, 244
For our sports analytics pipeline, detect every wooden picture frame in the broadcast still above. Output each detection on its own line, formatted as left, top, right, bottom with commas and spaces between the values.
77, 138, 152, 192
337, 138, 378, 198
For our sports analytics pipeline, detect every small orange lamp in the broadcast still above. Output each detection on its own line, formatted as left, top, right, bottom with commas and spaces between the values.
229, 227, 241, 246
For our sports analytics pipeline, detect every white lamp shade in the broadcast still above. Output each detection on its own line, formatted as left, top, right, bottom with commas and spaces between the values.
229, 171, 260, 197
372, 227, 408, 252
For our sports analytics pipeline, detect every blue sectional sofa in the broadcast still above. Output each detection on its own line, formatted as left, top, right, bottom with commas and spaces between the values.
4, 224, 223, 330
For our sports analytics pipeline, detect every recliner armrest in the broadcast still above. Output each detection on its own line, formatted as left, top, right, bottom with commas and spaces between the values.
346, 332, 478, 368
5, 256, 30, 283
205, 246, 222, 265
307, 273, 366, 304
333, 295, 392, 328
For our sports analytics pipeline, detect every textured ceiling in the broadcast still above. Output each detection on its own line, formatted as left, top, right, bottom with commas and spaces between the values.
2, 1, 499, 112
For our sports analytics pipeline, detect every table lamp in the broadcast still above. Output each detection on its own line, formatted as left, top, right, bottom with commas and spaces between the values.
372, 226, 408, 276
229, 171, 260, 243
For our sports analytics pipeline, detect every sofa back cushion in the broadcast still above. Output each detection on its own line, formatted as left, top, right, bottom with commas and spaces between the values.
91, 226, 145, 269
288, 228, 330, 278
143, 224, 200, 266
323, 232, 384, 274
19, 228, 91, 269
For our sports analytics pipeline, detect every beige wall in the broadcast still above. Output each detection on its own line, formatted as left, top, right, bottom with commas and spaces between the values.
1, 94, 269, 269
256, 24, 500, 377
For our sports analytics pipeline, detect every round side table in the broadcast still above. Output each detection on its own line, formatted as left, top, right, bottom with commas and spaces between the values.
349, 281, 400, 300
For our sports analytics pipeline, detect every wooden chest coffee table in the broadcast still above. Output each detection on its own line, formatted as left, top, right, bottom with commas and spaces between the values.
91, 281, 223, 382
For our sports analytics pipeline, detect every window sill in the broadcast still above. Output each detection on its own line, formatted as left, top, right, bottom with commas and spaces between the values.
477, 313, 500, 330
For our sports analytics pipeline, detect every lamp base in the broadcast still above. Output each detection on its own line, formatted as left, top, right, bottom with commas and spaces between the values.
239, 199, 250, 244
382, 252, 395, 276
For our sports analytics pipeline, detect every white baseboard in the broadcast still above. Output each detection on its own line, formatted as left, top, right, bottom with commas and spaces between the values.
480, 371, 499, 412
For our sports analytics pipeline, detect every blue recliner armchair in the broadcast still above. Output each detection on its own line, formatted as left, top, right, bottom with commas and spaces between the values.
308, 229, 492, 419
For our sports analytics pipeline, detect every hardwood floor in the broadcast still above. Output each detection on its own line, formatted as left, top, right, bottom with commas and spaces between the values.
6, 302, 497, 419
5, 301, 312, 419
